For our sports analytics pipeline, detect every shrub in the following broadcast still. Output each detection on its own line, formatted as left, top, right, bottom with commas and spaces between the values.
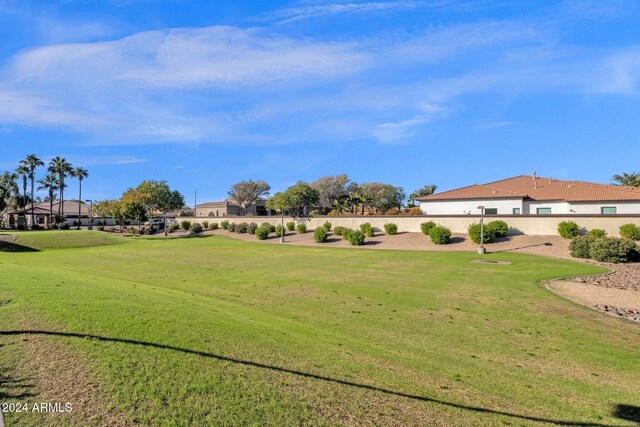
209, 222, 219, 230
97, 225, 105, 231
220, 220, 229, 230
619, 223, 640, 240
346, 230, 365, 246
342, 228, 353, 240
144, 226, 155, 235
190, 223, 203, 234
360, 222, 374, 237
31, 224, 42, 230
384, 208, 400, 215
589, 237, 637, 263
322, 221, 332, 231
569, 236, 596, 259
275, 225, 284, 237
236, 222, 248, 233
558, 221, 580, 239
261, 222, 276, 232
420, 221, 436, 235
171, 223, 180, 231
429, 226, 451, 244
314, 227, 328, 243
334, 226, 345, 236
286, 221, 295, 231
486, 220, 509, 238
384, 223, 398, 235
228, 223, 236, 232
247, 222, 259, 235
181, 220, 191, 231
404, 207, 423, 215
59, 222, 70, 230
296, 223, 307, 233
588, 229, 606, 238
255, 226, 270, 240
468, 223, 494, 244
202, 220, 209, 229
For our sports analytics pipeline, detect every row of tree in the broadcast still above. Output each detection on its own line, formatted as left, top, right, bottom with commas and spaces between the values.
0, 154, 88, 229
226, 175, 438, 216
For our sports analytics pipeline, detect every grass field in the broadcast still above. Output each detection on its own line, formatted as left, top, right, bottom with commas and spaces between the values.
1, 231, 639, 426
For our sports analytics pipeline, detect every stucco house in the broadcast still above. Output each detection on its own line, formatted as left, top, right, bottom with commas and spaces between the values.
195, 199, 269, 217
418, 175, 640, 216
4, 200, 93, 228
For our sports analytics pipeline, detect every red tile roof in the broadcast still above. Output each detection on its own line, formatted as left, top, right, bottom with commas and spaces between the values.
418, 175, 640, 202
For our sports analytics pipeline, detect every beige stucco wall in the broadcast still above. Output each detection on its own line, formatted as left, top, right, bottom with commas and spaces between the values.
179, 215, 640, 237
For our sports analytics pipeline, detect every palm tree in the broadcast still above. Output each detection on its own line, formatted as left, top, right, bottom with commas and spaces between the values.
48, 157, 73, 221
23, 154, 44, 228
37, 173, 59, 228
15, 164, 29, 213
407, 184, 438, 207
71, 167, 89, 229
612, 172, 640, 187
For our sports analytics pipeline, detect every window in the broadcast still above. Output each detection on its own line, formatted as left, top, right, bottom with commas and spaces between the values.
513, 208, 521, 215
536, 208, 552, 215
601, 206, 617, 215
484, 208, 498, 215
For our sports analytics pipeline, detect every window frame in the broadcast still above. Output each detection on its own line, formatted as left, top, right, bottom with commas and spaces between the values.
536, 207, 552, 215
512, 208, 521, 215
600, 206, 617, 215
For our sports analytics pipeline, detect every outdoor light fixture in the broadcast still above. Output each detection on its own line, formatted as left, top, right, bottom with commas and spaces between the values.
477, 205, 486, 254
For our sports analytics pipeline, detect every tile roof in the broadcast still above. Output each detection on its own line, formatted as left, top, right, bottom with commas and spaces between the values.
418, 175, 640, 202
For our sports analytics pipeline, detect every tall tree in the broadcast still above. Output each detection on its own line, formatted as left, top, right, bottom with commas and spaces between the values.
266, 181, 319, 217
311, 174, 350, 214
227, 180, 271, 215
359, 183, 405, 214
15, 164, 29, 212
48, 157, 73, 219
612, 172, 640, 187
407, 184, 437, 207
37, 173, 59, 228
0, 171, 19, 226
71, 167, 89, 229
21, 154, 44, 229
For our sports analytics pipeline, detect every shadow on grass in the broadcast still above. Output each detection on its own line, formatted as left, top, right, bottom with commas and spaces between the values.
0, 241, 39, 252
491, 242, 553, 254
0, 365, 36, 400
0, 329, 627, 426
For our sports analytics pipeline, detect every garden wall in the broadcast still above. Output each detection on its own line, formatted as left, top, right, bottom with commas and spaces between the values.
179, 214, 640, 237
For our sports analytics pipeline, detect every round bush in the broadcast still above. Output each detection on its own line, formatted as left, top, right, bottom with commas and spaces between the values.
255, 226, 270, 240
334, 226, 345, 236
486, 220, 508, 238
468, 223, 493, 244
322, 221, 332, 231
235, 222, 248, 233
589, 237, 637, 263
220, 220, 229, 230
227, 222, 236, 232
209, 222, 219, 230
558, 221, 580, 239
296, 223, 307, 233
569, 235, 596, 259
286, 221, 295, 231
275, 225, 284, 237
342, 228, 353, 241
347, 230, 365, 246
588, 229, 606, 238
247, 222, 258, 235
314, 227, 328, 243
384, 223, 398, 235
360, 222, 372, 232
202, 221, 209, 229
180, 220, 191, 231
144, 226, 155, 235
420, 221, 436, 235
190, 223, 203, 234
360, 222, 374, 237
619, 223, 640, 240
429, 225, 451, 244
261, 223, 276, 232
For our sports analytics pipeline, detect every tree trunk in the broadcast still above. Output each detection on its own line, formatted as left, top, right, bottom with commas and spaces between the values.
30, 177, 35, 229
77, 179, 82, 230
49, 191, 54, 229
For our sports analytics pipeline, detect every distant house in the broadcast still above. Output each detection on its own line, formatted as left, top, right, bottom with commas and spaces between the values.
418, 175, 640, 215
5, 200, 92, 228
195, 199, 270, 217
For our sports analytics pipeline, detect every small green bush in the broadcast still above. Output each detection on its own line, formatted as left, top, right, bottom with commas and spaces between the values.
334, 226, 345, 236
384, 223, 398, 235
255, 226, 270, 240
59, 222, 70, 230
275, 225, 284, 237
486, 220, 509, 238
569, 236, 596, 259
236, 222, 248, 233
468, 223, 493, 244
342, 228, 353, 240
420, 221, 436, 235
314, 227, 328, 243
220, 220, 229, 230
286, 221, 295, 231
247, 222, 259, 235
322, 221, 332, 231
228, 222, 236, 232
347, 230, 365, 246
296, 223, 307, 233
180, 220, 191, 231
589, 237, 637, 263
144, 226, 155, 235
588, 229, 606, 238
171, 223, 180, 231
209, 222, 219, 230
191, 223, 203, 234
558, 221, 580, 239
360, 222, 374, 237
202, 221, 209, 229
261, 223, 276, 232
619, 223, 640, 240
429, 225, 451, 244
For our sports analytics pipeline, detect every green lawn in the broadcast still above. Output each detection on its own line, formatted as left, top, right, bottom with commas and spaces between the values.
0, 231, 638, 426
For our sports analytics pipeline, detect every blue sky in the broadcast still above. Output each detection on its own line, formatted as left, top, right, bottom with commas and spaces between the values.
1, 0, 639, 205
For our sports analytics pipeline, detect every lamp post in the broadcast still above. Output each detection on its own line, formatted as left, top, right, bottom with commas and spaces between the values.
85, 199, 93, 230
477, 205, 486, 254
